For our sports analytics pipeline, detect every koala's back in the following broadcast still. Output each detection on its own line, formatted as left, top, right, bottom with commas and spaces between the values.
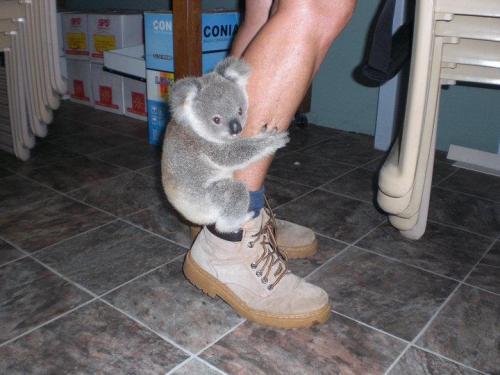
162, 121, 220, 223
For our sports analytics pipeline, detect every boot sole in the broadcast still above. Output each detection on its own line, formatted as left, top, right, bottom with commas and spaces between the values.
183, 251, 331, 329
281, 238, 319, 259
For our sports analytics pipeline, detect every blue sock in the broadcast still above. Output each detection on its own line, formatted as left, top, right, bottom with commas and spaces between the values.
248, 186, 265, 218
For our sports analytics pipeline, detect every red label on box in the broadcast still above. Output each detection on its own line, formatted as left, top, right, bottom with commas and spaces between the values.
71, 80, 89, 101
127, 92, 147, 116
96, 85, 118, 109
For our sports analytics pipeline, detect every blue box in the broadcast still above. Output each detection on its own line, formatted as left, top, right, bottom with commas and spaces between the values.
144, 11, 240, 73
146, 69, 175, 145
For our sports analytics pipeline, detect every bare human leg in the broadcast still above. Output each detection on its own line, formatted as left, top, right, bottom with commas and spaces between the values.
232, 0, 357, 191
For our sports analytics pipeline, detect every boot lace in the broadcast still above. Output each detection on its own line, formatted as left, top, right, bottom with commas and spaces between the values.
247, 197, 288, 290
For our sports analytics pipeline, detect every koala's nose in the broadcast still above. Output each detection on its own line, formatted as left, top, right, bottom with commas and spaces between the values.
229, 119, 242, 135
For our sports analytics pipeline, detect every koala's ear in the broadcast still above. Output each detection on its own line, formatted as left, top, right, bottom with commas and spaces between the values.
169, 77, 202, 110
215, 57, 250, 88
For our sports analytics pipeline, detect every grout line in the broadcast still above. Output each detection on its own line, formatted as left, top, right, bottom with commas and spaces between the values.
164, 355, 196, 375
331, 310, 409, 345
410, 344, 489, 375
0, 298, 97, 349
192, 356, 230, 375
304, 221, 387, 281
0, 253, 28, 269
383, 236, 499, 375
461, 281, 500, 298
98, 299, 195, 357
16, 172, 190, 251
97, 252, 186, 299
426, 220, 498, 240
433, 185, 500, 205
352, 245, 463, 284
29, 219, 119, 257
194, 319, 246, 357
433, 166, 460, 186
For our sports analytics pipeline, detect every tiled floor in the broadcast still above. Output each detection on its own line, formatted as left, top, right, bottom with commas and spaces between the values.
0, 101, 499, 374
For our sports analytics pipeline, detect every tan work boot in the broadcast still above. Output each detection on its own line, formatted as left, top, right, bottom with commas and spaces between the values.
190, 203, 318, 260
184, 210, 331, 328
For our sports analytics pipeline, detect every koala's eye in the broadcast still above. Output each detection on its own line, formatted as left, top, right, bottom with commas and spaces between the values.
238, 107, 243, 116
212, 116, 221, 124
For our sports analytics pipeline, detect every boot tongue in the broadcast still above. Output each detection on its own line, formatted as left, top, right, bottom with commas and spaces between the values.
243, 209, 266, 235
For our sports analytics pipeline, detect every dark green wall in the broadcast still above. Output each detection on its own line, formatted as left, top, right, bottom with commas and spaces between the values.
64, 0, 500, 153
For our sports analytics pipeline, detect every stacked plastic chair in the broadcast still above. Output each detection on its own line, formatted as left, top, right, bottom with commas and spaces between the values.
377, 0, 500, 240
0, 0, 66, 160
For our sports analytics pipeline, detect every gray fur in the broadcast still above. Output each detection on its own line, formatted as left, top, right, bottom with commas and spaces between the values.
162, 58, 289, 232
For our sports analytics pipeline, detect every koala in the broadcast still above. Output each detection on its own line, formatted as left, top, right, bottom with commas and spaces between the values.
161, 57, 289, 233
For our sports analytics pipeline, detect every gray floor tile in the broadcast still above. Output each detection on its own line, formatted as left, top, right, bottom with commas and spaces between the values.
5, 143, 82, 175
0, 166, 13, 178
91, 141, 161, 170
357, 222, 493, 279
125, 200, 192, 249
0, 301, 189, 374
302, 132, 384, 166
105, 258, 242, 352
269, 152, 354, 187
429, 188, 500, 238
308, 247, 457, 340
35, 221, 185, 295
0, 239, 24, 266
280, 123, 341, 153
22, 156, 128, 193
0, 258, 91, 343
84, 110, 149, 139
171, 359, 220, 375
0, 196, 113, 252
137, 164, 159, 179
466, 241, 500, 295
264, 176, 313, 208
45, 117, 95, 138
439, 169, 500, 202
432, 161, 457, 185
322, 167, 377, 202
54, 101, 96, 119
201, 314, 406, 375
49, 126, 137, 155
69, 172, 166, 217
389, 347, 482, 375
0, 175, 57, 215
417, 285, 500, 374
288, 235, 348, 278
275, 190, 385, 243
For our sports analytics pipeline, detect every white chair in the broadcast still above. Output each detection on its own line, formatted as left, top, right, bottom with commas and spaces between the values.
0, 0, 66, 160
377, 0, 500, 239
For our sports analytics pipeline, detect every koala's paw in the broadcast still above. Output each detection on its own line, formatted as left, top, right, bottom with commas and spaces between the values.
268, 130, 290, 149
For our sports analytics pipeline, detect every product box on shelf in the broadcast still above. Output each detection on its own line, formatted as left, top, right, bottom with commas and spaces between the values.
88, 12, 143, 63
91, 63, 124, 114
144, 10, 240, 73
123, 77, 147, 121
62, 13, 89, 59
66, 59, 93, 105
146, 69, 174, 145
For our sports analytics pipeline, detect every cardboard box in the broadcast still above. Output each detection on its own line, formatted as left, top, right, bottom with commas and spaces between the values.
103, 45, 146, 79
144, 11, 240, 73
66, 59, 93, 105
123, 77, 147, 121
88, 13, 143, 63
62, 13, 89, 59
146, 69, 174, 144
91, 63, 124, 114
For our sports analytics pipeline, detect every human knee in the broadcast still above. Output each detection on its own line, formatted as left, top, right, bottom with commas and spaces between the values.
282, 0, 356, 47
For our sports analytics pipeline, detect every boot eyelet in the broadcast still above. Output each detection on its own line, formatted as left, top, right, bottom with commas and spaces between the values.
267, 285, 274, 291
247, 242, 254, 248
261, 277, 268, 284
256, 270, 262, 277
250, 263, 257, 269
